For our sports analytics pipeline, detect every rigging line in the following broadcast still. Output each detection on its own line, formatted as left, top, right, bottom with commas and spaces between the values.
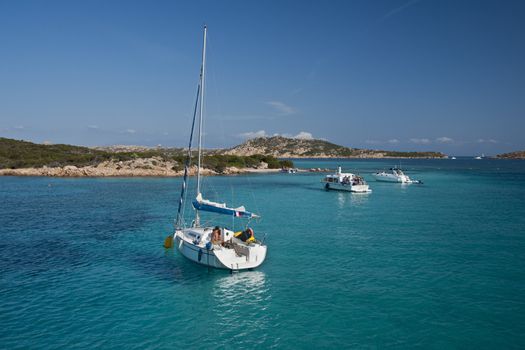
202, 31, 219, 200
208, 31, 256, 225
246, 173, 262, 223
175, 82, 201, 228
184, 88, 202, 195
200, 29, 228, 204
206, 31, 226, 148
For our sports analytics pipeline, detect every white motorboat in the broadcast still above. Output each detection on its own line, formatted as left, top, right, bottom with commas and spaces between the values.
474, 153, 485, 159
321, 167, 371, 193
165, 26, 267, 271
451, 156, 457, 160
372, 167, 422, 184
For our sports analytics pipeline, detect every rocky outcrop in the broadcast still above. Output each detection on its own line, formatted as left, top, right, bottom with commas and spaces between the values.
223, 136, 352, 157
497, 151, 525, 159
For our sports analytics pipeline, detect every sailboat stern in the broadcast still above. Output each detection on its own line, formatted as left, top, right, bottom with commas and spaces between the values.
175, 227, 267, 270
214, 241, 267, 271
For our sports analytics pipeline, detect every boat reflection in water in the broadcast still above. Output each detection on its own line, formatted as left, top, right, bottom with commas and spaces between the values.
336, 191, 370, 209
210, 271, 272, 342
212, 271, 268, 303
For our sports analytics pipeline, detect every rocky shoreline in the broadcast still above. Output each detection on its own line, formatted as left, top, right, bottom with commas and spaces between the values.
0, 157, 324, 177
0, 156, 332, 177
496, 150, 525, 159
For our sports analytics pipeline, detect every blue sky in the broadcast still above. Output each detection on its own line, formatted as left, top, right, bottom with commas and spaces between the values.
0, 0, 524, 155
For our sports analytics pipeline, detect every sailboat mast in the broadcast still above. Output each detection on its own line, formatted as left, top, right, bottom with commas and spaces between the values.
195, 25, 207, 226
197, 25, 207, 195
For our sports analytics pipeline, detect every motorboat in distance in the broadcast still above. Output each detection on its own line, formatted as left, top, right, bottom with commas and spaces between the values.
372, 167, 423, 184
322, 167, 371, 193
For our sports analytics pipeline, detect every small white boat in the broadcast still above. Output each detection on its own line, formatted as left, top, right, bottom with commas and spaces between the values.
372, 167, 422, 184
281, 168, 298, 174
165, 26, 267, 271
321, 167, 371, 193
474, 153, 485, 159
451, 156, 456, 160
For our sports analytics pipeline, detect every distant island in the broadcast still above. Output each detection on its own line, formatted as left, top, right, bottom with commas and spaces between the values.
0, 136, 445, 177
223, 136, 446, 159
496, 151, 525, 159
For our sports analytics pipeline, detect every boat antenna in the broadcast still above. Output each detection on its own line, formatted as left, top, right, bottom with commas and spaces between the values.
195, 24, 207, 227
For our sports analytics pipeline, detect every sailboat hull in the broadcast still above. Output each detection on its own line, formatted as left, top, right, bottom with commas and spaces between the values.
174, 228, 267, 271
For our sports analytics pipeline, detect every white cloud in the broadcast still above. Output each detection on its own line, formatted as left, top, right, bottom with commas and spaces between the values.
87, 125, 99, 129
13, 125, 24, 130
409, 138, 431, 144
294, 131, 313, 140
478, 138, 498, 144
124, 129, 136, 134
238, 130, 267, 139
436, 136, 453, 143
266, 101, 296, 115
388, 139, 400, 144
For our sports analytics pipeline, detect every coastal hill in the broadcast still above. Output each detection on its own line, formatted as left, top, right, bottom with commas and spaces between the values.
496, 151, 525, 159
223, 136, 446, 158
0, 137, 292, 176
0, 135, 447, 177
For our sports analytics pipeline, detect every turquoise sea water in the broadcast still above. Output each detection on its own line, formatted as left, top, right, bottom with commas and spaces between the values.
1, 158, 525, 349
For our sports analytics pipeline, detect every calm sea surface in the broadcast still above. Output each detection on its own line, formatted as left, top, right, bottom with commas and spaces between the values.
1, 158, 525, 349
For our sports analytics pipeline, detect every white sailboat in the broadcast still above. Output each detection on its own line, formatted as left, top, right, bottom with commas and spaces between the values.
164, 26, 267, 271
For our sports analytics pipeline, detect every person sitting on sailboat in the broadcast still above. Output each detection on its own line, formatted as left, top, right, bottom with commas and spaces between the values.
211, 226, 222, 244
235, 228, 255, 243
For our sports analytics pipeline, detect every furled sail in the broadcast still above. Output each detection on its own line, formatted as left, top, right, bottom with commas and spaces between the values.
192, 193, 259, 218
